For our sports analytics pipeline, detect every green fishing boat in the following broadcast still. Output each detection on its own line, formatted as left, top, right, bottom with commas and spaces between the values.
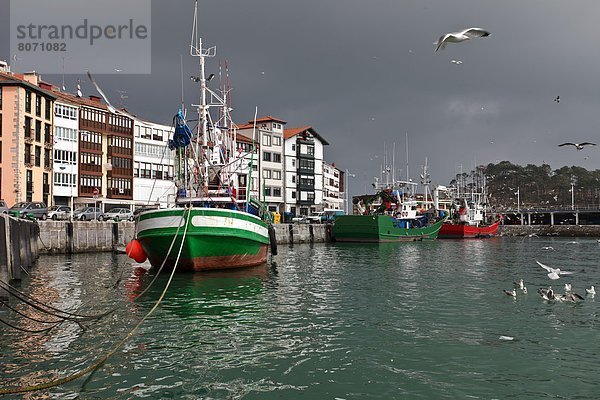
333, 179, 447, 242
333, 213, 446, 242
128, 4, 275, 271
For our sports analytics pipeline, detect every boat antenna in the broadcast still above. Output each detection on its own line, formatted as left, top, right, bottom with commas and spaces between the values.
392, 142, 396, 184
180, 55, 185, 111
405, 132, 409, 182
246, 107, 258, 212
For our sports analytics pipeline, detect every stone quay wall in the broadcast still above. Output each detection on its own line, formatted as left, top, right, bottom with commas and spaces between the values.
36, 222, 332, 255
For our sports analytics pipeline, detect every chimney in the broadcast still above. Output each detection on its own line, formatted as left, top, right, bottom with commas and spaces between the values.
38, 81, 53, 91
89, 95, 102, 103
23, 71, 40, 85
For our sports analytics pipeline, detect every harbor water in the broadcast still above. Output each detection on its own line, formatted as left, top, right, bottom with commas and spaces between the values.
1, 238, 600, 399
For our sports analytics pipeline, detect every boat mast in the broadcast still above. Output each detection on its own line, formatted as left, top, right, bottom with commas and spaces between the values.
190, 0, 216, 197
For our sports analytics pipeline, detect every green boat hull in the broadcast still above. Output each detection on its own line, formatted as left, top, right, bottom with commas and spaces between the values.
135, 208, 270, 271
332, 215, 446, 242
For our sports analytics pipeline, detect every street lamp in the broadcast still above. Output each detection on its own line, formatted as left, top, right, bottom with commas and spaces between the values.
345, 169, 356, 215
570, 176, 576, 210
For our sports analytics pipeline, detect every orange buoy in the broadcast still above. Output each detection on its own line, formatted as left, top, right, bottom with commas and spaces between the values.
126, 239, 147, 263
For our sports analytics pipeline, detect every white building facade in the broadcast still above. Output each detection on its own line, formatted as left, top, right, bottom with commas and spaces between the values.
238, 116, 286, 213
51, 98, 79, 208
133, 119, 176, 209
283, 126, 328, 216
322, 162, 343, 211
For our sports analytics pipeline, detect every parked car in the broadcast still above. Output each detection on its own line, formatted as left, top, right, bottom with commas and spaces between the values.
9, 202, 48, 220
307, 212, 325, 224
48, 205, 71, 220
73, 207, 103, 221
103, 207, 133, 221
292, 215, 309, 224
0, 200, 8, 214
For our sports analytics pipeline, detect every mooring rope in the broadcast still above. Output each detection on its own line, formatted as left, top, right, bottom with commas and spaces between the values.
132, 208, 187, 301
0, 280, 114, 322
0, 299, 63, 325
0, 206, 192, 395
0, 317, 60, 334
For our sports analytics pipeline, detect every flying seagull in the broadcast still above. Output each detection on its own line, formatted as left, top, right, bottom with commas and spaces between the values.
536, 260, 574, 280
558, 142, 596, 151
450, 59, 463, 65
554, 96, 560, 103
435, 27, 491, 52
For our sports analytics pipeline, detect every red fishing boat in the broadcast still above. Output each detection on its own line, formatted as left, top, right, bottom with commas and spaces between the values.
438, 197, 501, 239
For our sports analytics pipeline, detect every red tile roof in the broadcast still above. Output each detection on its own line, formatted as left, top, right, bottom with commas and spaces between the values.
284, 125, 329, 145
248, 115, 287, 124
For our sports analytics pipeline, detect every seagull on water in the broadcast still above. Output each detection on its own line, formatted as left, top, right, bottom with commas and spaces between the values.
435, 27, 490, 52
542, 246, 555, 251
450, 59, 463, 65
536, 260, 574, 280
585, 285, 596, 295
514, 279, 524, 290
538, 286, 555, 301
503, 288, 517, 297
564, 283, 572, 292
558, 142, 597, 151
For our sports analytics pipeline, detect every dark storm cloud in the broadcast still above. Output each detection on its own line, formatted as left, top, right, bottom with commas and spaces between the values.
2, 0, 600, 196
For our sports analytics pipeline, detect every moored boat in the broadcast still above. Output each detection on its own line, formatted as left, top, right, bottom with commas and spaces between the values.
333, 182, 447, 242
438, 196, 501, 239
128, 2, 274, 271
136, 208, 270, 271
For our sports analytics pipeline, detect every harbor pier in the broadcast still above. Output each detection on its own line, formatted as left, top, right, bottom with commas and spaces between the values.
0, 215, 39, 300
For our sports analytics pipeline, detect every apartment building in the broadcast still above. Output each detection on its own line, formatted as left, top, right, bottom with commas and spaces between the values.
238, 116, 286, 213
49, 91, 79, 207
283, 126, 328, 216
133, 118, 176, 208
322, 161, 343, 211
0, 68, 55, 207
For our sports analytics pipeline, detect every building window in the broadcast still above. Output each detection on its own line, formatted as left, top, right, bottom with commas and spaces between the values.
35, 146, 41, 166
0, 87, 2, 109
35, 95, 41, 117
273, 170, 281, 180
292, 175, 296, 183
273, 153, 281, 163
44, 124, 51, 144
307, 146, 314, 156
292, 159, 296, 167
263, 152, 271, 162
291, 144, 295, 151
35, 120, 41, 142
25, 144, 32, 164
54, 126, 77, 142
273, 187, 281, 197
45, 98, 51, 119
262, 134, 271, 146
273, 136, 281, 146
24, 117, 32, 138
263, 169, 272, 179
291, 191, 296, 199
307, 192, 315, 202
25, 91, 31, 113
264, 187, 272, 196
44, 148, 51, 168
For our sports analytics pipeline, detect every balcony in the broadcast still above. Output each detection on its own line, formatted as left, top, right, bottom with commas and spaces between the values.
297, 167, 314, 176
108, 187, 132, 199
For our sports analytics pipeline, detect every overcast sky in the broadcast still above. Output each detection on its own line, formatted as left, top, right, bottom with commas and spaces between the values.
2, 0, 600, 197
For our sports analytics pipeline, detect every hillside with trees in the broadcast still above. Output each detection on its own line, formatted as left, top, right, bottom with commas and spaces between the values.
448, 161, 600, 210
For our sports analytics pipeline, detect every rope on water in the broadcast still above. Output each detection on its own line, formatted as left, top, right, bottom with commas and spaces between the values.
0, 207, 192, 395
0, 299, 63, 324
0, 280, 115, 322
